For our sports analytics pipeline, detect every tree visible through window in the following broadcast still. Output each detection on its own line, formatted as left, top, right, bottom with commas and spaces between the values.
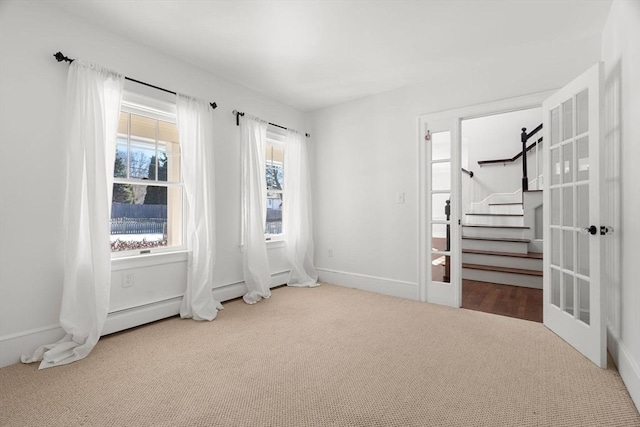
265, 141, 284, 239
111, 111, 183, 252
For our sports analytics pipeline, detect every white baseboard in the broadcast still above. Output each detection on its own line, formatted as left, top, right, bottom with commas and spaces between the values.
0, 325, 66, 369
316, 267, 418, 300
0, 271, 290, 368
608, 329, 640, 412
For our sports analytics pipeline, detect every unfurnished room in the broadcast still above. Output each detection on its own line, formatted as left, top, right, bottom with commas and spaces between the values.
1, 1, 639, 426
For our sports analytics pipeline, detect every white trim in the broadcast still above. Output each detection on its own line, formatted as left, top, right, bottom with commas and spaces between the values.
111, 250, 188, 270
0, 270, 291, 368
420, 90, 555, 122
121, 90, 177, 123
0, 324, 62, 343
265, 239, 286, 249
316, 267, 418, 300
608, 329, 640, 412
101, 297, 183, 336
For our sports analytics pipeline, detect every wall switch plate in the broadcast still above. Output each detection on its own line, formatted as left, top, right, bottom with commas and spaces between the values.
328, 248, 334, 258
397, 192, 405, 204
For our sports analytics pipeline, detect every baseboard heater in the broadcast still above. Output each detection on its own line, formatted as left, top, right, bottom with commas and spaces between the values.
102, 271, 290, 336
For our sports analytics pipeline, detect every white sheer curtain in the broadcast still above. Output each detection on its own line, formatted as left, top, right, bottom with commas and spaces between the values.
240, 115, 271, 304
177, 95, 223, 320
284, 130, 319, 287
22, 60, 124, 369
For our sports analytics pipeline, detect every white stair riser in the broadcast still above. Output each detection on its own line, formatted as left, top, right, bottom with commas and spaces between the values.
462, 268, 542, 289
462, 253, 543, 271
462, 239, 529, 254
464, 215, 524, 227
470, 193, 521, 211
487, 205, 524, 214
462, 227, 526, 240
469, 205, 523, 215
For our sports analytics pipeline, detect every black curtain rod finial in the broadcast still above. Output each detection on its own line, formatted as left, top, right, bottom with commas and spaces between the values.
54, 51, 73, 63
233, 110, 244, 126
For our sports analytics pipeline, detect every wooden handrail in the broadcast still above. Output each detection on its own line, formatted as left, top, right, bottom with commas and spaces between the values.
477, 136, 542, 166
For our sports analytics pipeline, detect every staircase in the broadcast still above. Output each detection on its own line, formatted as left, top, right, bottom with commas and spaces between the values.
461, 194, 543, 289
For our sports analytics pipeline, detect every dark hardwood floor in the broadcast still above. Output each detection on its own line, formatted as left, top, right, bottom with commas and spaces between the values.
462, 279, 543, 323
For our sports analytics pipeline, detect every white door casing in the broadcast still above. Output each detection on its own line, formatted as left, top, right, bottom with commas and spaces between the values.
543, 62, 606, 368
417, 92, 552, 308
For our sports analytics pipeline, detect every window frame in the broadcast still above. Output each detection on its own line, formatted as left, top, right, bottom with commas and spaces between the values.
110, 91, 186, 259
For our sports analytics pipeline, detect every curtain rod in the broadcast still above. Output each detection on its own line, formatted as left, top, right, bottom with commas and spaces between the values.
232, 110, 310, 138
53, 52, 217, 110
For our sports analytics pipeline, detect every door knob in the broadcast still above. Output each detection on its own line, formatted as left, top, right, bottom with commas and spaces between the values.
581, 225, 598, 235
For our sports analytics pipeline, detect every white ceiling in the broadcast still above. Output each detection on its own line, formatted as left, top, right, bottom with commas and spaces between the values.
49, 0, 612, 112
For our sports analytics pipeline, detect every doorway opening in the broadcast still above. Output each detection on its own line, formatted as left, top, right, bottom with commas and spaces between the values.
459, 108, 544, 322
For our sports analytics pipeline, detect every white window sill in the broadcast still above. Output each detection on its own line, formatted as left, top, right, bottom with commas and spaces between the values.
111, 250, 189, 271
266, 238, 286, 249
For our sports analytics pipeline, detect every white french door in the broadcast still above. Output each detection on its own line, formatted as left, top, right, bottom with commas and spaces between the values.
543, 62, 607, 368
418, 117, 461, 307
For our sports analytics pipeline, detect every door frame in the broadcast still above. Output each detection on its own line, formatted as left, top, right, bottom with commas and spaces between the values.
417, 91, 553, 306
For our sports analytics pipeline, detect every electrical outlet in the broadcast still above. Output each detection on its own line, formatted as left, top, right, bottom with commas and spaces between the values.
328, 248, 334, 258
122, 273, 134, 288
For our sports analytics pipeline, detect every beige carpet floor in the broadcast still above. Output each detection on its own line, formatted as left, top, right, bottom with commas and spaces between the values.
1, 284, 638, 427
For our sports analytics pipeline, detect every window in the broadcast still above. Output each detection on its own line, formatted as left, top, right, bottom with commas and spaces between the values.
110, 96, 184, 254
265, 132, 284, 240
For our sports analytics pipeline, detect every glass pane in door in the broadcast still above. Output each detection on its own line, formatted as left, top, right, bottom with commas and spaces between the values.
576, 89, 589, 135
578, 278, 590, 325
551, 188, 560, 225
564, 273, 575, 315
550, 107, 560, 146
551, 148, 561, 185
551, 228, 561, 267
563, 230, 574, 271
551, 268, 561, 307
431, 254, 451, 283
431, 131, 451, 160
431, 193, 451, 221
563, 143, 573, 183
431, 224, 448, 252
431, 162, 451, 191
577, 137, 589, 181
562, 99, 573, 141
563, 187, 573, 226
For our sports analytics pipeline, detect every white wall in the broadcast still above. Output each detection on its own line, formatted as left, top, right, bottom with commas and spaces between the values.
309, 25, 602, 297
602, 0, 640, 410
0, 2, 303, 366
